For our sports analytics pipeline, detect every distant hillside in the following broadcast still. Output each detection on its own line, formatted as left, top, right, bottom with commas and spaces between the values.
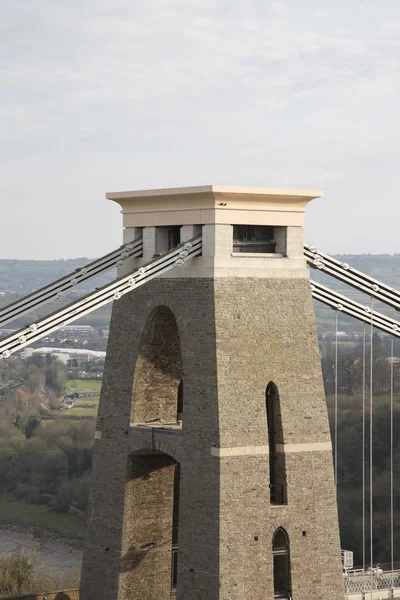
0, 258, 114, 328
0, 258, 115, 293
2, 253, 399, 292
312, 253, 400, 289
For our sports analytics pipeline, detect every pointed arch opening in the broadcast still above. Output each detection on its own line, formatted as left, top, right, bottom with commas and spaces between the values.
120, 450, 181, 599
272, 527, 291, 598
266, 381, 287, 504
132, 306, 183, 426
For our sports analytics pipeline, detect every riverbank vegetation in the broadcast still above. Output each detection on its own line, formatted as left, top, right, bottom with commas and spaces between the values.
0, 552, 80, 597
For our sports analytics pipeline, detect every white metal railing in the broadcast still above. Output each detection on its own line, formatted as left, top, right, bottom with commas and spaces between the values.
345, 569, 400, 594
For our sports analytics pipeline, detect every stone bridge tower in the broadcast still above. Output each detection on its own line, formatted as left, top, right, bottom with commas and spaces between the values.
80, 185, 345, 600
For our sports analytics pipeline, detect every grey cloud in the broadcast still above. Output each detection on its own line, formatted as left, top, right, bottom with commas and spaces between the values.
0, 0, 399, 258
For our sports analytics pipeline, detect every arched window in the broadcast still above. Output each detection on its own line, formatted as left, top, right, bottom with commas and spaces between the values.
266, 382, 287, 504
272, 528, 291, 598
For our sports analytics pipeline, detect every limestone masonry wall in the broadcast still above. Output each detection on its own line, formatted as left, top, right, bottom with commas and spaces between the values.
79, 275, 344, 600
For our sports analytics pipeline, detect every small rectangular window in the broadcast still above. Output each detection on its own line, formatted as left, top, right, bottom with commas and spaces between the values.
168, 226, 181, 251
233, 225, 276, 253
155, 226, 182, 255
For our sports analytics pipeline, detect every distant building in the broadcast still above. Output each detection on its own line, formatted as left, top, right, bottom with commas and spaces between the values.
387, 356, 400, 364
62, 397, 75, 408
22, 346, 105, 366
59, 325, 93, 332
0, 328, 17, 336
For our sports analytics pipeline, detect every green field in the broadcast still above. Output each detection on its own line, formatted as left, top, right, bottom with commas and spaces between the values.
368, 390, 400, 404
66, 380, 102, 393
0, 494, 84, 541
65, 396, 99, 418
44, 380, 102, 421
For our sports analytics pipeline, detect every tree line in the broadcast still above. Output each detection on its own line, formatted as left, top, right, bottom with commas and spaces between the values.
1, 340, 399, 567
0, 356, 93, 514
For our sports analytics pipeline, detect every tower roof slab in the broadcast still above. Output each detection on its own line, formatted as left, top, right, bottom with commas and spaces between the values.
106, 185, 323, 228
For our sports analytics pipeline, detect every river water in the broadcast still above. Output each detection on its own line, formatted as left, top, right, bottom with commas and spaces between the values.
0, 526, 83, 575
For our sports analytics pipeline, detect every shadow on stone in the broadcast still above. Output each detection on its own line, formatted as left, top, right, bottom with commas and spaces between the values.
120, 543, 154, 573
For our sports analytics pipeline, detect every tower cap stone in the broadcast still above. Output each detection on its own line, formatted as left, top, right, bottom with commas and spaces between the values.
106, 185, 323, 228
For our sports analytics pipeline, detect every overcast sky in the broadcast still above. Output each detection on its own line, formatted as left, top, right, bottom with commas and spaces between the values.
1, 1, 399, 259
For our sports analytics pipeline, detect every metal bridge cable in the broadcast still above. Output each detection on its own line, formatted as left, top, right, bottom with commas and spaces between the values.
0, 237, 202, 359
0, 238, 144, 328
310, 281, 400, 338
362, 325, 366, 572
305, 245, 400, 311
370, 296, 374, 572
334, 311, 339, 494
390, 336, 394, 587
